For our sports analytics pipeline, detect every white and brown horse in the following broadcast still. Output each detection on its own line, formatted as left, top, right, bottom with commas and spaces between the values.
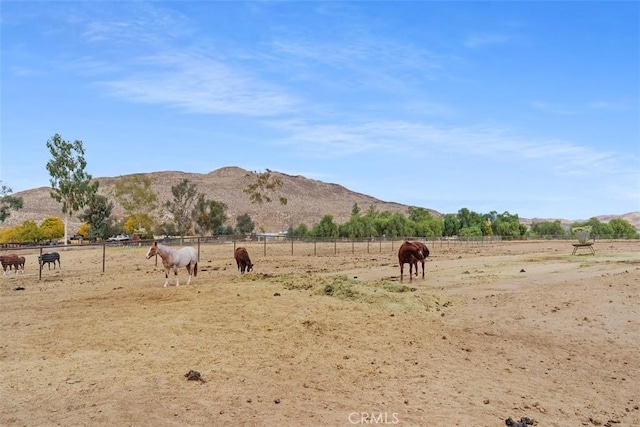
145, 242, 198, 287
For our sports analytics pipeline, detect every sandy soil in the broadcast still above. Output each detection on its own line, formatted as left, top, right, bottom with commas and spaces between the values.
1, 239, 638, 427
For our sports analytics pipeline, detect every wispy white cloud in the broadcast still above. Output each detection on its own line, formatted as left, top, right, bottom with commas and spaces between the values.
98, 51, 299, 117
269, 30, 445, 90
268, 118, 629, 176
80, 4, 192, 45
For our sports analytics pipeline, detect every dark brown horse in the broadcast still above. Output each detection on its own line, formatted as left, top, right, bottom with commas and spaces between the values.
1, 254, 24, 274
234, 247, 253, 273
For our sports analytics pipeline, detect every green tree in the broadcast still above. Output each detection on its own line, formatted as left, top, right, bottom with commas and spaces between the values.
492, 211, 526, 238
46, 134, 99, 245
351, 202, 361, 216
408, 207, 443, 238
607, 218, 639, 239
531, 220, 565, 238
0, 182, 24, 223
235, 213, 255, 235
193, 195, 228, 236
79, 194, 115, 240
339, 204, 377, 238
573, 218, 612, 238
291, 223, 310, 238
311, 214, 339, 238
111, 174, 159, 217
442, 214, 461, 237
216, 225, 234, 235
371, 211, 413, 238
165, 179, 199, 236
457, 208, 482, 230
459, 226, 483, 237
407, 207, 430, 223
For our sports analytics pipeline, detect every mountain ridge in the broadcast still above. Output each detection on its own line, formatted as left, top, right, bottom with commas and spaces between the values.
3, 166, 639, 233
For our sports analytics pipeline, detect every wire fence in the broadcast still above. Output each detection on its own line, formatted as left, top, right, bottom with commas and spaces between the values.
1, 234, 637, 280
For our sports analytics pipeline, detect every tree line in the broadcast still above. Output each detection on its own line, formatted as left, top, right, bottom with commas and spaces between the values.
1, 134, 638, 244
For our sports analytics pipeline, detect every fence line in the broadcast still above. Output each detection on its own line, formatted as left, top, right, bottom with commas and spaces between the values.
1, 235, 637, 280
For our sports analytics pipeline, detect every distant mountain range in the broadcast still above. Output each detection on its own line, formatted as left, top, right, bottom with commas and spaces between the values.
4, 166, 639, 233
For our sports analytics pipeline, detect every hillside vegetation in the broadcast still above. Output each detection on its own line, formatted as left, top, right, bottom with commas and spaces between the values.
3, 166, 639, 234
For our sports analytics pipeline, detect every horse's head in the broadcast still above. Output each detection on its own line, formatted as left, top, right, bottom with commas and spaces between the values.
146, 242, 158, 259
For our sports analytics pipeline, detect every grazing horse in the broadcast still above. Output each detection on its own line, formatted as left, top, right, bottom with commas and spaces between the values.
146, 242, 198, 287
398, 241, 425, 282
409, 241, 430, 279
234, 247, 253, 273
1, 254, 23, 275
39, 252, 61, 270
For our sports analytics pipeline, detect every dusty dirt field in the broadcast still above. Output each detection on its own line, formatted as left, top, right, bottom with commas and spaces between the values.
1, 239, 639, 427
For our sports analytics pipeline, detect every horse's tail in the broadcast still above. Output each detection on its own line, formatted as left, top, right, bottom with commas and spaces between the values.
194, 262, 198, 277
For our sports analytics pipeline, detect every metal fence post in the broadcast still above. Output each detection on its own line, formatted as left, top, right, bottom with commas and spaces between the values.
38, 247, 43, 281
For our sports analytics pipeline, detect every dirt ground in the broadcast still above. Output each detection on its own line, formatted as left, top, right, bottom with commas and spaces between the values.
1, 239, 638, 427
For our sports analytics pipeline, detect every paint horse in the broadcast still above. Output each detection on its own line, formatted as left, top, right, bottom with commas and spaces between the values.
145, 242, 198, 287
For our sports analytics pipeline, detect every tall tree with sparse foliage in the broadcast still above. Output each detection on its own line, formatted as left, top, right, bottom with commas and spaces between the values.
193, 194, 228, 236
46, 134, 99, 245
165, 179, 199, 236
111, 174, 159, 217
0, 182, 24, 223
243, 169, 288, 205
243, 169, 287, 232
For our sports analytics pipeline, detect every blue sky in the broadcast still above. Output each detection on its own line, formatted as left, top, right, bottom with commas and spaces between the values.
1, 1, 638, 220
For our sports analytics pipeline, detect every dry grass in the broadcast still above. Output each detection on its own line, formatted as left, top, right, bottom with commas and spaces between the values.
1, 240, 639, 426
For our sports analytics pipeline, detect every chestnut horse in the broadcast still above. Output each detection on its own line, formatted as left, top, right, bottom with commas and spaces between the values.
397, 241, 425, 282
410, 241, 430, 279
146, 242, 198, 287
1, 254, 24, 275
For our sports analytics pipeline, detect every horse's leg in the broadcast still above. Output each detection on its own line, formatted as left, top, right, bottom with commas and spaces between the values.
186, 265, 192, 285
409, 262, 414, 282
164, 268, 170, 287
400, 262, 404, 282
174, 266, 180, 287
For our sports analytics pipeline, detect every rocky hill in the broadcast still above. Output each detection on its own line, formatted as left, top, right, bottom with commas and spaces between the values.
3, 167, 419, 233
3, 166, 639, 234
